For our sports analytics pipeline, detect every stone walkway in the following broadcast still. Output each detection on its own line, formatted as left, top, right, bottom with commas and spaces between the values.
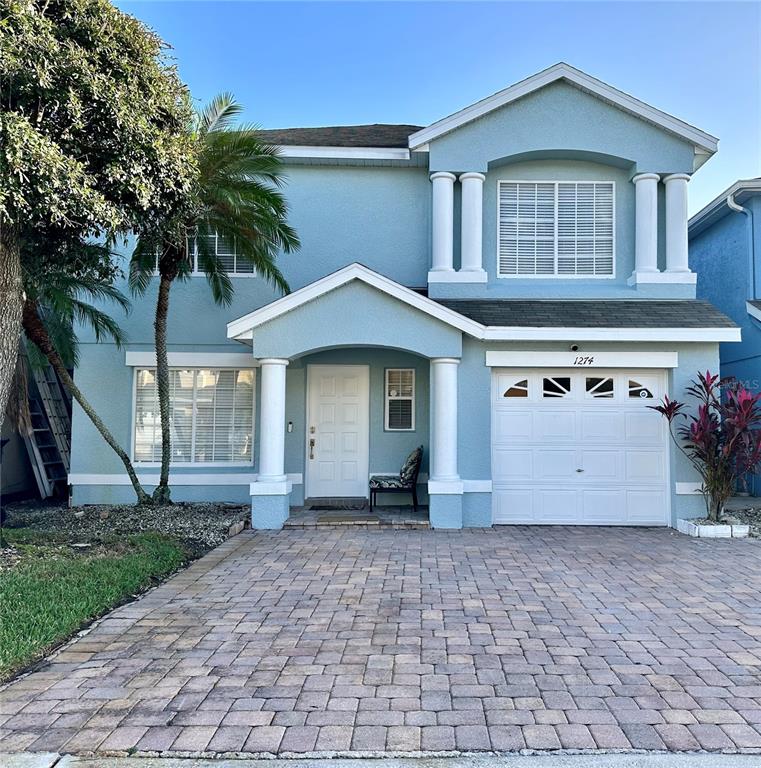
3, 527, 761, 756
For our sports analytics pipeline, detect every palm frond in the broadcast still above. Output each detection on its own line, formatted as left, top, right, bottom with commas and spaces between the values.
197, 92, 243, 135
129, 235, 161, 295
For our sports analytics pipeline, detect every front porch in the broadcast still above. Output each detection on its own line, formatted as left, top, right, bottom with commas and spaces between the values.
286, 501, 430, 529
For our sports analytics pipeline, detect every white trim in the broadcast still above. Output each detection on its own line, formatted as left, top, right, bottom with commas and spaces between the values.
428, 479, 464, 495
408, 62, 718, 154
384, 368, 416, 431
70, 472, 304, 486
226, 263, 739, 344
480, 326, 740, 342
250, 479, 293, 496
627, 272, 697, 285
125, 351, 256, 368
689, 178, 761, 236
227, 262, 484, 340
485, 351, 679, 369
748, 302, 761, 323
496, 179, 616, 280
276, 145, 411, 161
676, 482, 703, 495
463, 480, 492, 493
427, 270, 488, 283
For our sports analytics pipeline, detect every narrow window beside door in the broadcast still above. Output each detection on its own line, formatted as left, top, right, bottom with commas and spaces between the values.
385, 369, 415, 431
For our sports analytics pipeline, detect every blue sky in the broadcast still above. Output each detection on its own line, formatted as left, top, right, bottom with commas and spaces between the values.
117, 1, 760, 214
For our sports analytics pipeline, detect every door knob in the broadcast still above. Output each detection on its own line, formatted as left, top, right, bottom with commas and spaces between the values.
576, 468, 584, 473
309, 438, 315, 460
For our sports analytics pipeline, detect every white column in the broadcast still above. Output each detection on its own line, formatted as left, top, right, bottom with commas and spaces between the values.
664, 173, 691, 273
258, 358, 288, 482
632, 173, 660, 275
430, 358, 459, 482
430, 172, 456, 272
459, 172, 486, 274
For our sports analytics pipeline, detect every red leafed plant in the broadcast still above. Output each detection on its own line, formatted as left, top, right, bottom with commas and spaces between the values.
650, 371, 761, 521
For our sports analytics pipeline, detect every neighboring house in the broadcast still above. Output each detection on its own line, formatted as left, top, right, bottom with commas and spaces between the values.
689, 178, 761, 494
69, 63, 739, 529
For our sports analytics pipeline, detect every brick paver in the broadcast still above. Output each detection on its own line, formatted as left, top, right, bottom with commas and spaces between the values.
2, 527, 761, 755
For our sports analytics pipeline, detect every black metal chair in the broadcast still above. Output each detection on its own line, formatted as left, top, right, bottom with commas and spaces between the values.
369, 445, 423, 512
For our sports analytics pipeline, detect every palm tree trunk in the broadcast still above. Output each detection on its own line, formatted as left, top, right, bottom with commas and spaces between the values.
22, 299, 153, 506
152, 272, 173, 504
0, 224, 24, 424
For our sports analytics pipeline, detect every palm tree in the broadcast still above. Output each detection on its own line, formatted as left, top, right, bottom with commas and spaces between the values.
130, 94, 300, 504
20, 241, 152, 505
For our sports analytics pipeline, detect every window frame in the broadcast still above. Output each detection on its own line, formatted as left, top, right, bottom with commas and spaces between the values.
496, 179, 616, 280
384, 368, 416, 432
131, 366, 256, 467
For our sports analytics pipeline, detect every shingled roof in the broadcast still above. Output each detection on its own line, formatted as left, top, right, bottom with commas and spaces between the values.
257, 124, 423, 149
434, 299, 738, 329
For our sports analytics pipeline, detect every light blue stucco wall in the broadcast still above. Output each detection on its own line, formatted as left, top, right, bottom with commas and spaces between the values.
428, 81, 696, 176
690, 195, 761, 494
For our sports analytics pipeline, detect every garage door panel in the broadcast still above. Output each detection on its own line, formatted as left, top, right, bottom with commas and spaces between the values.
627, 490, 668, 524
494, 489, 534, 524
536, 489, 579, 522
493, 410, 533, 442
580, 450, 620, 481
582, 489, 626, 523
580, 410, 625, 441
492, 368, 669, 527
536, 449, 577, 479
493, 448, 532, 480
625, 451, 665, 482
536, 411, 576, 442
625, 411, 664, 442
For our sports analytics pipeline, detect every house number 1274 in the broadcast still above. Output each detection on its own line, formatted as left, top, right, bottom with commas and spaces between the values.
573, 356, 595, 366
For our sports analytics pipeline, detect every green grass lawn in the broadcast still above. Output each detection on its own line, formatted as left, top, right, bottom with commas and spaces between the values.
0, 531, 187, 681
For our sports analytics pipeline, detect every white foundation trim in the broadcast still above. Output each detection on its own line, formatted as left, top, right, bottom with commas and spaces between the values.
427, 270, 488, 283
250, 480, 293, 496
463, 480, 492, 493
627, 272, 697, 285
428, 479, 464, 495
747, 302, 761, 323
485, 351, 678, 368
70, 472, 302, 486
125, 351, 256, 368
675, 482, 703, 495
408, 63, 718, 155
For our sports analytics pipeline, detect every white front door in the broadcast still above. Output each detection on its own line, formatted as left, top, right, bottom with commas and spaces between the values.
491, 368, 670, 525
306, 365, 370, 498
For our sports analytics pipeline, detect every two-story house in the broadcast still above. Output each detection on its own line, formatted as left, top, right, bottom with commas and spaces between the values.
69, 63, 739, 529
689, 178, 761, 493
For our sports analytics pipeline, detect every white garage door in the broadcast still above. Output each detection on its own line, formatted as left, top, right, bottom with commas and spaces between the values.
492, 369, 669, 525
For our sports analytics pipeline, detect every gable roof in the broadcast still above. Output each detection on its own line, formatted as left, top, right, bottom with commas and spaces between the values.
689, 177, 761, 237
227, 263, 740, 344
257, 124, 422, 149
407, 62, 718, 161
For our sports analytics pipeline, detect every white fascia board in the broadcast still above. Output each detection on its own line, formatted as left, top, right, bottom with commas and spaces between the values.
277, 145, 410, 161
485, 350, 679, 368
408, 62, 718, 155
747, 302, 761, 323
689, 179, 761, 236
481, 326, 741, 343
226, 263, 484, 340
125, 351, 256, 368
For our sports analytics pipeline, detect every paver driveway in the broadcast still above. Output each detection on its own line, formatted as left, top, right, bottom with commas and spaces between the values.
3, 526, 761, 756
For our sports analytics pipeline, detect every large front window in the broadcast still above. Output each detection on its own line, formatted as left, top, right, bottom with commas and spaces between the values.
498, 181, 615, 277
134, 368, 255, 463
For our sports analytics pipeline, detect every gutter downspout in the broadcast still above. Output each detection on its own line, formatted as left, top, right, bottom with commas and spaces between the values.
727, 192, 756, 300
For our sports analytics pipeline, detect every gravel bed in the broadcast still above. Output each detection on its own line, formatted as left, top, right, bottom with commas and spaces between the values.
723, 505, 761, 538
2, 500, 248, 553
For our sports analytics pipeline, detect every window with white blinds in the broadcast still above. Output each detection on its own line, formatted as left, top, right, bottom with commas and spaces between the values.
385, 369, 415, 431
133, 368, 255, 463
153, 233, 255, 275
498, 181, 615, 277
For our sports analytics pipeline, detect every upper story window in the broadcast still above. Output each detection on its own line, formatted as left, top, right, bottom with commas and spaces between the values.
498, 181, 615, 278
154, 232, 255, 276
